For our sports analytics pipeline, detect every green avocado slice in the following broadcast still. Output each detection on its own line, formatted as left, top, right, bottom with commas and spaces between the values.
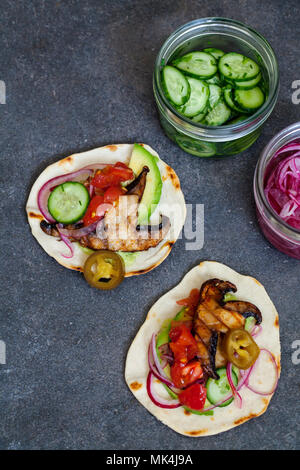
156, 307, 189, 359
128, 144, 162, 225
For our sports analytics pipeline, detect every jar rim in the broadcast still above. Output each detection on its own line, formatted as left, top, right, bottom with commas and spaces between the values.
154, 17, 279, 142
254, 122, 300, 239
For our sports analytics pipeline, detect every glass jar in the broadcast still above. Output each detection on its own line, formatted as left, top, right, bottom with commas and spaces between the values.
254, 122, 300, 259
153, 18, 279, 158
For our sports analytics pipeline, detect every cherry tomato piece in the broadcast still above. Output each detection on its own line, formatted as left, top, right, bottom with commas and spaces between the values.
179, 383, 207, 411
83, 195, 104, 226
170, 360, 203, 389
176, 288, 200, 315
103, 185, 125, 204
169, 324, 198, 363
91, 164, 133, 189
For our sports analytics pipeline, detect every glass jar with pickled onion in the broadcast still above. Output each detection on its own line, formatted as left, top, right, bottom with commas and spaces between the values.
254, 122, 300, 259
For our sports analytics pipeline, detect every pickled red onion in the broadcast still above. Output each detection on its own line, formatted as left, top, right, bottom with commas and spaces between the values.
146, 372, 181, 409
226, 362, 243, 408
264, 141, 300, 229
57, 225, 75, 259
244, 348, 279, 396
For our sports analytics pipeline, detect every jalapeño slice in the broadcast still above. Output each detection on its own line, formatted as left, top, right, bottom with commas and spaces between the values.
223, 329, 260, 369
83, 251, 125, 290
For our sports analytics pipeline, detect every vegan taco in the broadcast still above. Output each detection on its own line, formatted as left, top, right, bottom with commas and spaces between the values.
26, 143, 186, 279
125, 261, 280, 436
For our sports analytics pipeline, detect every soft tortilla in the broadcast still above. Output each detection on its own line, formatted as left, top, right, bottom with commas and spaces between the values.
26, 143, 186, 276
125, 261, 280, 436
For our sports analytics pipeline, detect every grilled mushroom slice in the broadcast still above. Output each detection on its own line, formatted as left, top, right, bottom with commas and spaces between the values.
40, 220, 60, 237
193, 278, 251, 379
200, 278, 237, 302
126, 166, 149, 200
223, 300, 262, 324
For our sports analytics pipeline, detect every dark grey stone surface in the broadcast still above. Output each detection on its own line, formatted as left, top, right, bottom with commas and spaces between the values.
0, 0, 299, 450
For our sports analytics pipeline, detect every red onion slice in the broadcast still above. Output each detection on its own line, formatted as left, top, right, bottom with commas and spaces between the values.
237, 366, 254, 391
151, 334, 171, 381
147, 340, 174, 388
244, 348, 279, 396
226, 362, 243, 408
38, 168, 93, 222
57, 226, 75, 259
264, 141, 300, 230
146, 372, 181, 409
201, 394, 234, 412
251, 324, 263, 338
273, 143, 300, 157
58, 220, 99, 239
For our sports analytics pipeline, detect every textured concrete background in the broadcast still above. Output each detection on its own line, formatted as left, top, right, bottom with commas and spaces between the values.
0, 0, 299, 450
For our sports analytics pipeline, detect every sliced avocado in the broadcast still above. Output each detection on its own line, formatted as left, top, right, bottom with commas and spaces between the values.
156, 307, 188, 358
174, 307, 190, 322
156, 318, 172, 358
128, 144, 162, 224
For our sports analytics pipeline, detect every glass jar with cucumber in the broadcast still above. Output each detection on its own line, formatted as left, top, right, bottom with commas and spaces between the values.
153, 18, 279, 158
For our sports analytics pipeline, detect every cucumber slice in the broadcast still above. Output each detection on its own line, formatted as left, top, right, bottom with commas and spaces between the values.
192, 105, 208, 123
178, 77, 209, 117
206, 73, 222, 86
161, 65, 190, 106
208, 84, 222, 109
219, 52, 260, 81
48, 182, 90, 224
204, 99, 231, 126
173, 51, 217, 79
203, 48, 224, 60
234, 86, 265, 112
206, 366, 238, 407
234, 72, 262, 89
176, 135, 216, 157
223, 87, 245, 113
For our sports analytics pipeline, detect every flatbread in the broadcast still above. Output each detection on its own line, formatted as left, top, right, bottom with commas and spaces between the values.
26, 143, 186, 276
125, 261, 280, 436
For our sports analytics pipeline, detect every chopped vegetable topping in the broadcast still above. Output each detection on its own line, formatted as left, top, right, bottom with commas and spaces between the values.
146, 280, 278, 413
